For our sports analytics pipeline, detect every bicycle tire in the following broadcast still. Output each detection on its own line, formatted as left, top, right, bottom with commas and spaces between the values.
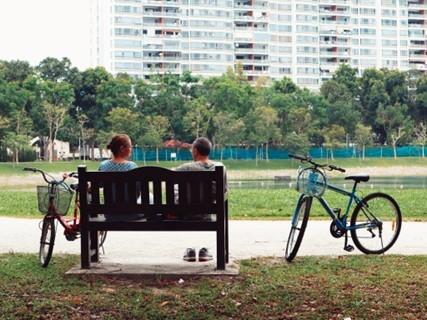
39, 217, 56, 267
285, 196, 312, 262
99, 231, 107, 247
350, 192, 402, 255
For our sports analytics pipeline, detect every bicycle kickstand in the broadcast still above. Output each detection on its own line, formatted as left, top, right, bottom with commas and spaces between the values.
343, 231, 354, 252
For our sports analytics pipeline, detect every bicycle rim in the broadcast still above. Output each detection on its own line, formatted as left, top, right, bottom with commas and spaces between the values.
285, 196, 311, 262
99, 231, 107, 247
39, 217, 56, 267
350, 193, 401, 254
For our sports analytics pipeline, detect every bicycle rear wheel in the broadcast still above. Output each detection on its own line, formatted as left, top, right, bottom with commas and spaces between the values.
99, 231, 107, 247
350, 192, 401, 254
39, 217, 56, 267
285, 196, 312, 262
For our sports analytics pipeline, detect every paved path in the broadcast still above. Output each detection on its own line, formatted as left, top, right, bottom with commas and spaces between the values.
1, 218, 426, 263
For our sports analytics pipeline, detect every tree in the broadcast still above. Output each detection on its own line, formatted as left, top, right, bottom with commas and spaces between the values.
359, 69, 389, 136
212, 112, 245, 160
0, 60, 34, 83
245, 106, 280, 164
272, 77, 298, 94
284, 132, 310, 155
320, 79, 360, 135
43, 102, 67, 162
414, 122, 427, 158
354, 124, 373, 160
323, 125, 346, 160
105, 107, 141, 142
332, 64, 359, 95
376, 103, 412, 159
139, 115, 170, 163
37, 57, 77, 82
41, 80, 74, 162
183, 97, 212, 139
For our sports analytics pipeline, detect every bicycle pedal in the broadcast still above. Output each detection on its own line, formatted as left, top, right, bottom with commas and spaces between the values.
344, 245, 354, 252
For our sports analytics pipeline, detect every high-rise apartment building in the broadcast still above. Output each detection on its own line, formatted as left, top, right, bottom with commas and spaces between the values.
91, 0, 427, 90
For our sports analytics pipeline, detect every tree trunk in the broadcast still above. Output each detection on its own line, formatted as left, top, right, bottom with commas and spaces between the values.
330, 149, 334, 161
265, 142, 269, 162
255, 145, 258, 167
422, 145, 425, 158
156, 147, 159, 163
220, 148, 224, 161
362, 145, 365, 160
393, 143, 397, 159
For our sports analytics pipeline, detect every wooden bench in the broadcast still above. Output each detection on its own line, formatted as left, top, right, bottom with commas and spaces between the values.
78, 165, 229, 270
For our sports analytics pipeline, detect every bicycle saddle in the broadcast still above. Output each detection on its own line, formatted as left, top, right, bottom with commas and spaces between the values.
344, 174, 370, 182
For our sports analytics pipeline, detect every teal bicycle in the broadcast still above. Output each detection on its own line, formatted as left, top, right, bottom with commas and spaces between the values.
285, 154, 402, 262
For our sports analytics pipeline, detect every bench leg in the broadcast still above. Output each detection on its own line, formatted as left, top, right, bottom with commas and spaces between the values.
225, 201, 229, 264
216, 225, 226, 270
81, 228, 90, 269
90, 231, 100, 263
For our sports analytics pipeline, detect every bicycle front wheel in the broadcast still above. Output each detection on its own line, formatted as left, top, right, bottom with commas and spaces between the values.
39, 217, 56, 267
285, 196, 312, 262
350, 192, 401, 254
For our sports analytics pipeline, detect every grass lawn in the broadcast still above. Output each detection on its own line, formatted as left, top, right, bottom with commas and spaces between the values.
1, 253, 426, 319
1, 157, 427, 176
1, 188, 425, 220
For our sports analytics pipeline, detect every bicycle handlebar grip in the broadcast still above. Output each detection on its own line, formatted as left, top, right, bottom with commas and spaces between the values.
289, 154, 307, 161
23, 167, 37, 172
329, 165, 346, 173
68, 172, 78, 178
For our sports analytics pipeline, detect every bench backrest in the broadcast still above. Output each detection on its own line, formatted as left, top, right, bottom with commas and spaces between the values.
78, 165, 226, 220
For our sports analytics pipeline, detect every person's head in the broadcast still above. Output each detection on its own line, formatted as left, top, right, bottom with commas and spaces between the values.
107, 134, 132, 159
191, 137, 211, 161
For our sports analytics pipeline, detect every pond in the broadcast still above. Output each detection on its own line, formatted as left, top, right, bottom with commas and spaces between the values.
228, 176, 427, 190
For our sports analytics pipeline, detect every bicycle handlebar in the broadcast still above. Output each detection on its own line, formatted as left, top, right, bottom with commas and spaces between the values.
288, 154, 346, 173
23, 167, 77, 185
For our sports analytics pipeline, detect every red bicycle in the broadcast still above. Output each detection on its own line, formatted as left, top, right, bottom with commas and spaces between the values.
24, 167, 107, 267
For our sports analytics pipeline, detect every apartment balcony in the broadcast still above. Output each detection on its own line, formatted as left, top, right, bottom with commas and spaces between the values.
409, 63, 427, 71
234, 3, 268, 9
235, 48, 268, 53
319, 0, 350, 4
243, 69, 269, 75
319, 29, 352, 36
141, 0, 180, 6
234, 26, 268, 32
143, 10, 180, 17
320, 52, 351, 57
319, 8, 350, 15
320, 41, 350, 46
234, 15, 268, 22
143, 56, 182, 61
235, 58, 269, 64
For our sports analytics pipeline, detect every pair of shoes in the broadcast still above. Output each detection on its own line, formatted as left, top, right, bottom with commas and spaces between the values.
183, 247, 213, 262
183, 248, 196, 262
198, 247, 213, 262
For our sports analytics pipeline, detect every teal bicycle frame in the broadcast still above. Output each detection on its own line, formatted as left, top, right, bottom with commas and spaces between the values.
293, 179, 372, 232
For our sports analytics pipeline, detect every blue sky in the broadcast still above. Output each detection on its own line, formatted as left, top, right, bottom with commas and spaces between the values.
0, 0, 91, 70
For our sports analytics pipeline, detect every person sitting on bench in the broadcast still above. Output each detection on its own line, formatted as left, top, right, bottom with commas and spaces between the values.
175, 137, 226, 263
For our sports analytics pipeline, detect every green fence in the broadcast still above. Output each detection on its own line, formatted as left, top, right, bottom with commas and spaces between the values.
131, 146, 427, 162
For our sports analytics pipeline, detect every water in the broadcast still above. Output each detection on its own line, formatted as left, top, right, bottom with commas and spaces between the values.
228, 176, 427, 190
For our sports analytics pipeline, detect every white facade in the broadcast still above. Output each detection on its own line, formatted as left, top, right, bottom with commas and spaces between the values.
91, 0, 427, 90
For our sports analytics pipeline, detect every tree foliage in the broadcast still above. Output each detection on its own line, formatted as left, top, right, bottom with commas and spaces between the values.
0, 58, 426, 162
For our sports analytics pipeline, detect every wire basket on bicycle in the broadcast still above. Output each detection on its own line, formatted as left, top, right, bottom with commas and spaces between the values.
37, 185, 73, 216
296, 167, 327, 198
